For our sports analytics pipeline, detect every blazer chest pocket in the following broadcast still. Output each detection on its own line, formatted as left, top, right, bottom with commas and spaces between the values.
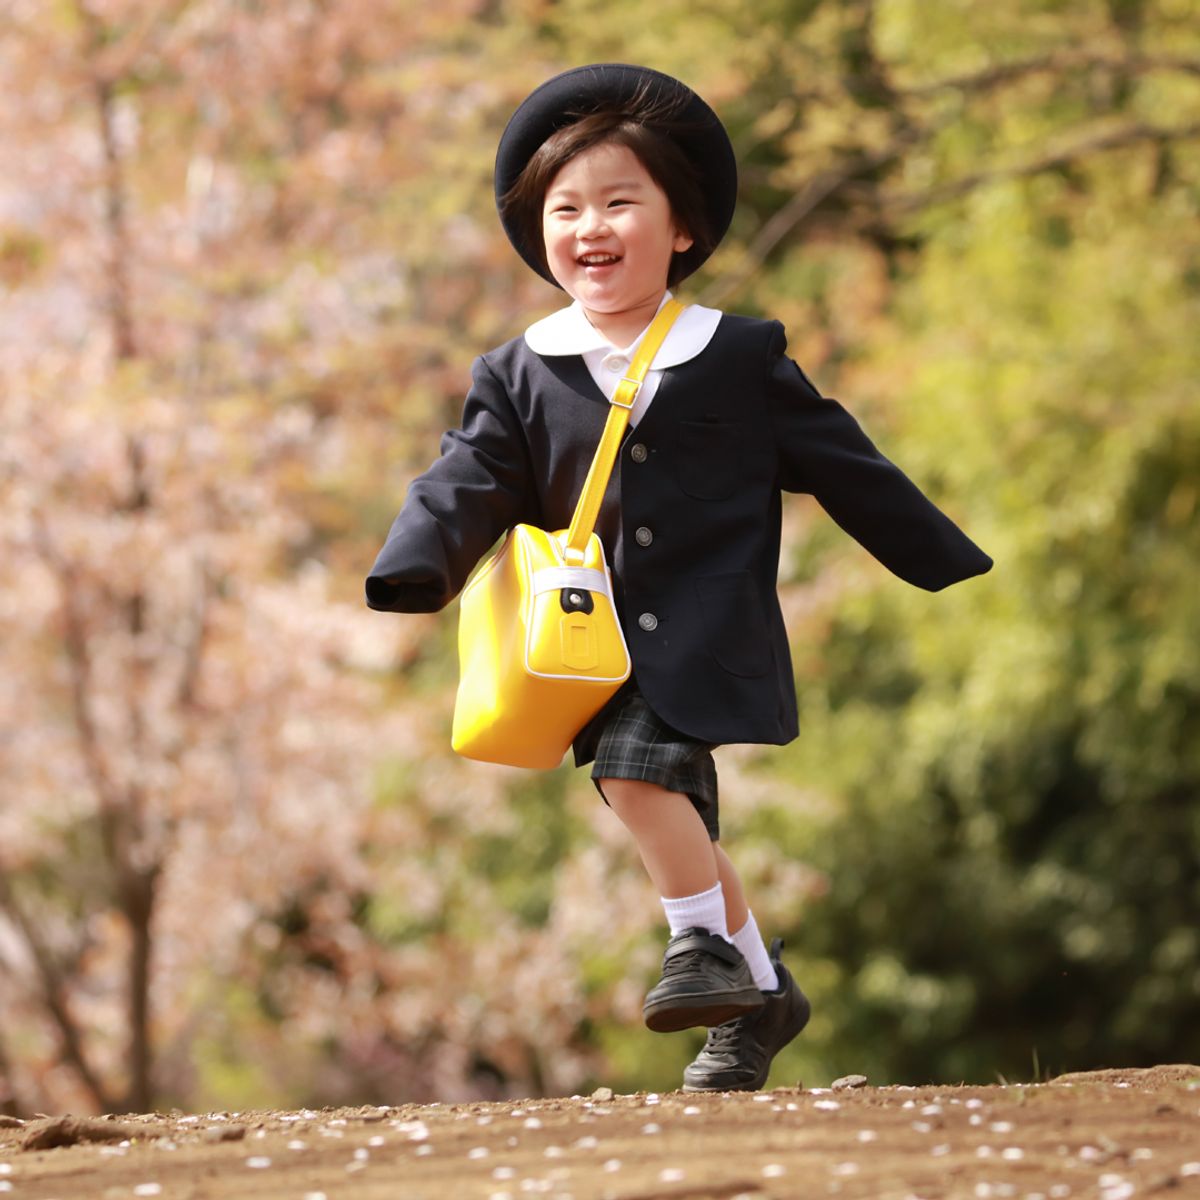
673, 419, 744, 500
696, 572, 772, 678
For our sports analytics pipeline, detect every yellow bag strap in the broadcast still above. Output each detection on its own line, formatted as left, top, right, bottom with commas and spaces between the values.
563, 297, 685, 563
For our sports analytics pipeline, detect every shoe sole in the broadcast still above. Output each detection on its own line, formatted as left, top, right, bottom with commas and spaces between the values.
643, 988, 765, 1034
680, 993, 812, 1091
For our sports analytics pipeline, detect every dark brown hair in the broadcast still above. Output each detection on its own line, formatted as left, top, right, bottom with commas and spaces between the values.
500, 93, 716, 288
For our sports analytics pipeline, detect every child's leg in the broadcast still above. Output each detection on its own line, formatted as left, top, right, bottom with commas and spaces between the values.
682, 843, 809, 1091
599, 777, 719, 899
713, 842, 779, 992
600, 776, 763, 1031
713, 842, 749, 932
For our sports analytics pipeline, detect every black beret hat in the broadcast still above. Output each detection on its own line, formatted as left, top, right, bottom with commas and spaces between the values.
494, 63, 737, 286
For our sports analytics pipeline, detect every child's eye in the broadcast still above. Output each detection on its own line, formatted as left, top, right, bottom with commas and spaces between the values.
608, 199, 632, 207
550, 205, 576, 214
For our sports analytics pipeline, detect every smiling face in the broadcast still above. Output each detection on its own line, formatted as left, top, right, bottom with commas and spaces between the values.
541, 141, 694, 346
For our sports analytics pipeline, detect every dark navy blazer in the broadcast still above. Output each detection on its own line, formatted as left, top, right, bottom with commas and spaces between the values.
366, 315, 992, 746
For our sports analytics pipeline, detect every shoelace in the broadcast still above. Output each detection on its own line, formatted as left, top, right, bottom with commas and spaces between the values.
704, 1015, 749, 1051
666, 949, 721, 973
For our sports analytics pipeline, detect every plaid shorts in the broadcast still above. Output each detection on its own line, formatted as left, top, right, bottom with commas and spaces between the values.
573, 684, 720, 841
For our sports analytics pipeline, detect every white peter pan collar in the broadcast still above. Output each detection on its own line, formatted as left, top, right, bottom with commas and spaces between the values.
524, 291, 722, 366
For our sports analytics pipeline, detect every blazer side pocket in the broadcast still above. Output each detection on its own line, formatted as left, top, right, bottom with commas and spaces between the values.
673, 420, 744, 500
696, 571, 772, 678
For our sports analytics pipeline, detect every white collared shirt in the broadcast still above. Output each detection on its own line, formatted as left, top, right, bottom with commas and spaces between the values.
524, 291, 723, 427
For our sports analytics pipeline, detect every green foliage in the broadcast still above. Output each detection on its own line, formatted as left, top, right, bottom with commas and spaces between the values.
764, 117, 1200, 1083
464, 769, 585, 928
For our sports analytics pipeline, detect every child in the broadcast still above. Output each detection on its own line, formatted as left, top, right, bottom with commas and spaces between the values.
366, 63, 992, 1092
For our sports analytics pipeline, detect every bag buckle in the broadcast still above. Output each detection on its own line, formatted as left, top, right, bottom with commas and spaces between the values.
610, 377, 642, 409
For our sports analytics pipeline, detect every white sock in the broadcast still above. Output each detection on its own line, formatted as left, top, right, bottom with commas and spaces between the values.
660, 881, 730, 942
730, 910, 780, 992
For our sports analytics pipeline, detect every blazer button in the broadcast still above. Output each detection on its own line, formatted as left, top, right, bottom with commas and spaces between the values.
634, 526, 653, 547
638, 612, 658, 632
630, 442, 648, 463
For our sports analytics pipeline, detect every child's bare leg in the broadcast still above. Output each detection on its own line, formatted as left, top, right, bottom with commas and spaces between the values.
713, 842, 749, 933
598, 777, 718, 898
602, 776, 764, 1032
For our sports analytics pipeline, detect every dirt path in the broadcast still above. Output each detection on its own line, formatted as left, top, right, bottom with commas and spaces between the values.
2, 1066, 1198, 1199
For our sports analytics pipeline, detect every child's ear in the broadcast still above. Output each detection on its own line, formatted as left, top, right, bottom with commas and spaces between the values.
673, 227, 695, 254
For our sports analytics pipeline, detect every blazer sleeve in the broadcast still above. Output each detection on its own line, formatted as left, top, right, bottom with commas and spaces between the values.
365, 354, 536, 612
765, 321, 993, 592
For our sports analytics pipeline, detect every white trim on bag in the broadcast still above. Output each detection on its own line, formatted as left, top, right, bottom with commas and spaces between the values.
530, 566, 610, 596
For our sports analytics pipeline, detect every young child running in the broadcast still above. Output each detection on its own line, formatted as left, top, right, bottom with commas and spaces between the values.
366, 64, 992, 1092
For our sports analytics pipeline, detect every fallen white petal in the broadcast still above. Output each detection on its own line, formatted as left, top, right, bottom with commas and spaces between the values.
246, 1156, 272, 1168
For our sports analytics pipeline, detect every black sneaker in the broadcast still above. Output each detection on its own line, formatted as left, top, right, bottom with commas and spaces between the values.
642, 927, 765, 1033
681, 938, 811, 1091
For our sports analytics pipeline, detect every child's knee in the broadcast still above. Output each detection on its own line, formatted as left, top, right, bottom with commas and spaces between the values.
597, 776, 647, 816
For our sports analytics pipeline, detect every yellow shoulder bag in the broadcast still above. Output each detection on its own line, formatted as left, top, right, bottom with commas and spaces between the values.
451, 298, 685, 768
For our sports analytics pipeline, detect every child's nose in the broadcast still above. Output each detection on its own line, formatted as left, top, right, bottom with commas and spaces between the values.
579, 207, 611, 236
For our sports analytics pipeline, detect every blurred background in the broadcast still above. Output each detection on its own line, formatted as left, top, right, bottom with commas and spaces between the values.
1, 0, 1198, 1117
